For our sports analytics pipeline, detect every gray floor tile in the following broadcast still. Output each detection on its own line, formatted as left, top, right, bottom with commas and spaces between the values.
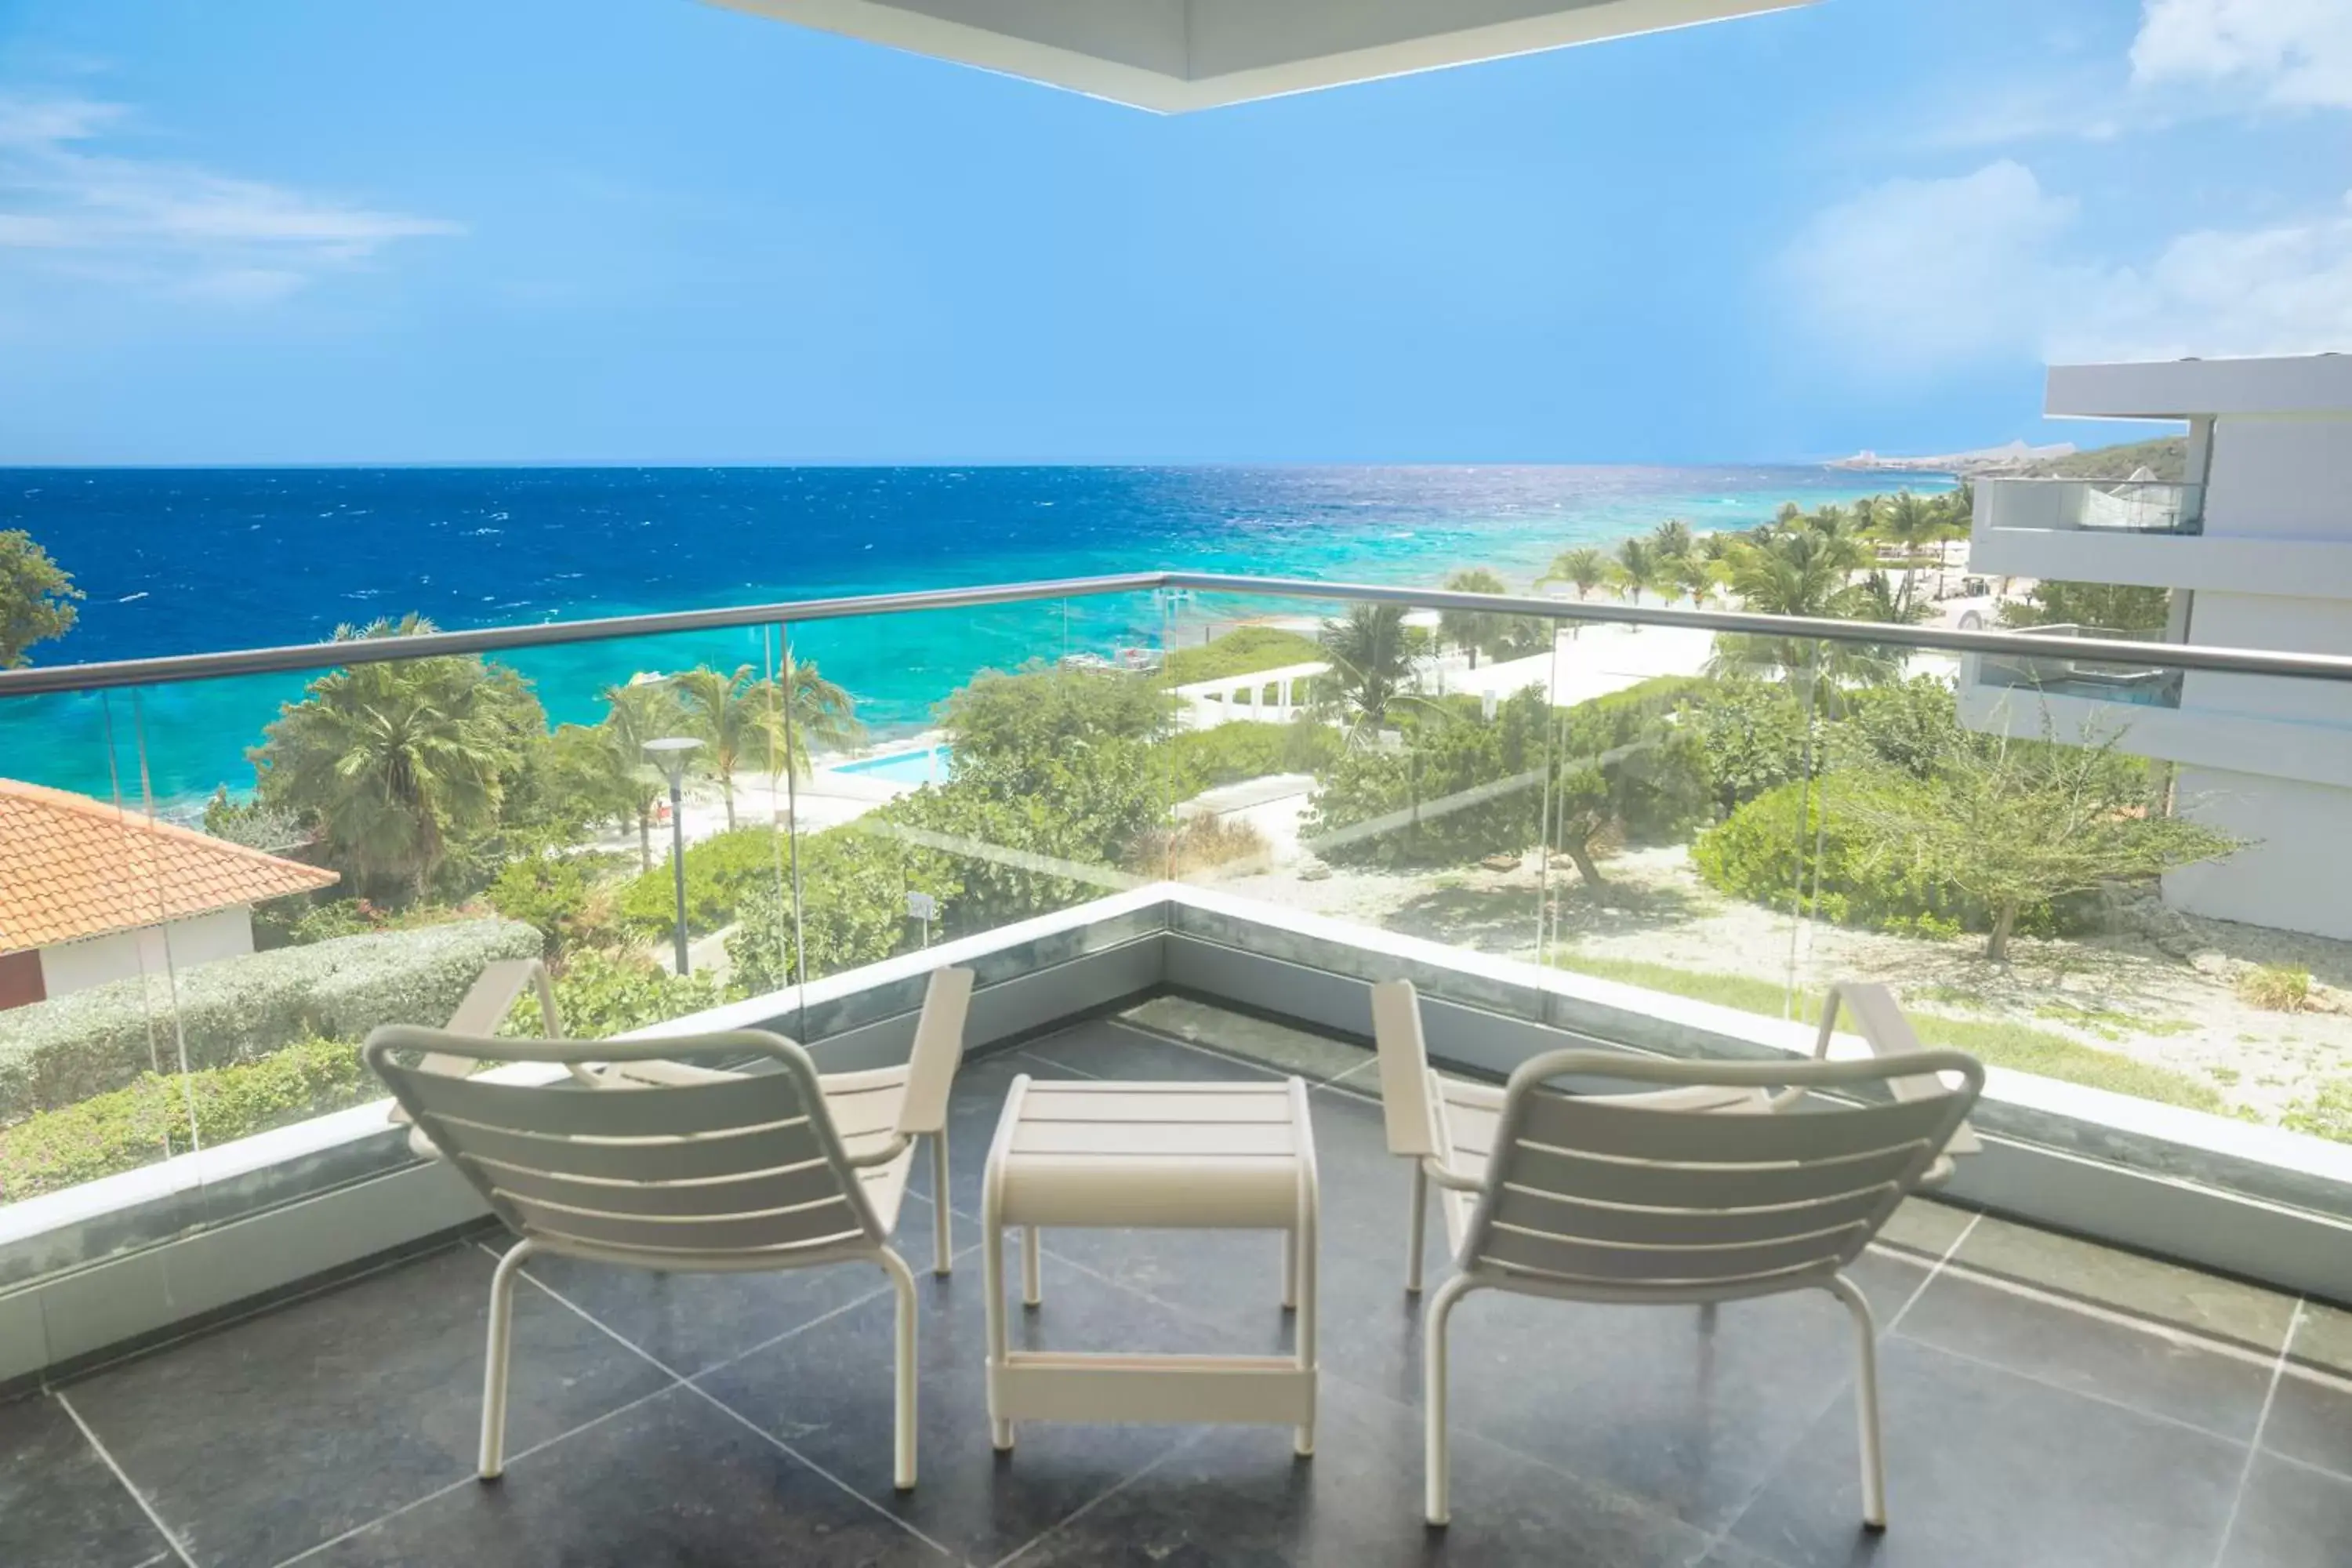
1947, 1214, 2298, 1355
2262, 1301, 2352, 1479
1871, 1197, 1974, 1261
1895, 1266, 2279, 1440
308, 1384, 950, 1567
2220, 1453, 2352, 1568
1727, 1337, 2243, 1567
59, 1243, 673, 1568
0, 1393, 173, 1568
1022, 1018, 1286, 1086
694, 1250, 1217, 1564
1118, 995, 1374, 1084
1014, 1375, 1715, 1567
516, 1221, 926, 1378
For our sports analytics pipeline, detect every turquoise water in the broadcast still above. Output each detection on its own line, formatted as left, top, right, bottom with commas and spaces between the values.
0, 466, 1942, 804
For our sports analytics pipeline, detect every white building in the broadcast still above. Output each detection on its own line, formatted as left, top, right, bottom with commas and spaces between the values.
0, 779, 339, 1009
1960, 354, 2352, 941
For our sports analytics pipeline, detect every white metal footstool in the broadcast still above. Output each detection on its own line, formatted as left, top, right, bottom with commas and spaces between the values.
981, 1075, 1320, 1455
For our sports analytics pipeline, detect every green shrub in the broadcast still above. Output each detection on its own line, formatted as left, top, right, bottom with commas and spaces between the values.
0, 918, 542, 1124
508, 950, 724, 1040
1305, 689, 1552, 868
2283, 1079, 2352, 1143
2238, 964, 2313, 1013
1163, 719, 1341, 796
1690, 775, 2072, 941
0, 1035, 376, 1201
726, 826, 942, 993
615, 826, 791, 940
487, 852, 619, 961
1161, 626, 1327, 687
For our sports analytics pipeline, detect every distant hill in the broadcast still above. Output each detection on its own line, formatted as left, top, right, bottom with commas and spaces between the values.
2014, 436, 2187, 482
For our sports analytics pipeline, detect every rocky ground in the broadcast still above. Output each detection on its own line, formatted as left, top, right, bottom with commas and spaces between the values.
1213, 842, 2352, 1126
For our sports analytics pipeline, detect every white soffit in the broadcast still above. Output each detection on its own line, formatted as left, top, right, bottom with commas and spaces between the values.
707, 0, 1816, 111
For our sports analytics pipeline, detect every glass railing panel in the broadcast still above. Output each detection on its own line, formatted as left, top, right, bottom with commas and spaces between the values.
1163, 586, 1553, 991
775, 591, 1168, 1015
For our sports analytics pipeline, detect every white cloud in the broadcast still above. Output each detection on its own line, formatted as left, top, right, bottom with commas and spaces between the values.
1782, 162, 2352, 375
0, 91, 458, 303
2131, 0, 2352, 111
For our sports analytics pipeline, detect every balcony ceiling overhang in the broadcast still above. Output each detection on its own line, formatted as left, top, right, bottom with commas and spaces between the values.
707, 0, 1814, 111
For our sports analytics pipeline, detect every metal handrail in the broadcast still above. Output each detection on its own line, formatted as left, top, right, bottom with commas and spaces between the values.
3, 568, 2351, 697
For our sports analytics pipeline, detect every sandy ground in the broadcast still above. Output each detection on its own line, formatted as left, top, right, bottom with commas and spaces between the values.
1208, 843, 2351, 1124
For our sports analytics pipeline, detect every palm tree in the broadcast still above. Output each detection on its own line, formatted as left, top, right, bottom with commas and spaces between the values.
256, 619, 524, 900
1437, 568, 1508, 670
1318, 602, 1417, 737
776, 650, 863, 768
1667, 551, 1717, 608
598, 679, 689, 869
675, 664, 787, 831
1541, 546, 1608, 601
1650, 518, 1693, 561
1612, 536, 1663, 608
1710, 526, 1894, 683
1870, 490, 1943, 615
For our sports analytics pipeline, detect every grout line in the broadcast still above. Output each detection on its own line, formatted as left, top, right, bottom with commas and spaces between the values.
264, 1382, 681, 1568
2260, 1441, 2352, 1491
985, 1434, 1198, 1568
1697, 1210, 1980, 1563
1900, 1250, 2287, 1373
1314, 1055, 1380, 1095
1009, 1045, 1103, 1080
688, 1240, 987, 1385
673, 1380, 961, 1561
54, 1392, 199, 1568
2212, 1298, 2305, 1568
503, 1247, 959, 1561
1885, 1210, 1980, 1338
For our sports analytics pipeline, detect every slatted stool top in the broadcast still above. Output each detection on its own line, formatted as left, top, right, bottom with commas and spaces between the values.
992, 1078, 1313, 1230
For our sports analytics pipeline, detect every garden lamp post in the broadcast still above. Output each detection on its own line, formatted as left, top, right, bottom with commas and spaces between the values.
643, 736, 703, 975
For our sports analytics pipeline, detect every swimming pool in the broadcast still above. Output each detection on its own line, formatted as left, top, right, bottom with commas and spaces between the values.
833, 744, 952, 787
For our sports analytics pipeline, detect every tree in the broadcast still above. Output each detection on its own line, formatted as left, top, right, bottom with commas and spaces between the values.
253, 617, 535, 902
486, 851, 612, 965
1843, 725, 2245, 960
1611, 537, 1663, 608
778, 651, 862, 765
594, 681, 691, 869
1542, 546, 1609, 602
1998, 580, 2171, 634
1318, 602, 1419, 736
1867, 490, 1943, 616
1650, 518, 1693, 561
941, 663, 1171, 795
675, 664, 787, 831
0, 529, 81, 667
1666, 552, 1716, 608
1710, 523, 1892, 681
1438, 568, 1509, 669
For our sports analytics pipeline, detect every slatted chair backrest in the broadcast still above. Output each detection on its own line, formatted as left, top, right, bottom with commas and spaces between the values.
1460, 1048, 1983, 1304
365, 1025, 887, 1269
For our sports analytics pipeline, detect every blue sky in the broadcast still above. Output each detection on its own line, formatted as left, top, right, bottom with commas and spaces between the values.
0, 0, 2345, 465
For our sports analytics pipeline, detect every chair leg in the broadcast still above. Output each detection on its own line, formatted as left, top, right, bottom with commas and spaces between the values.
1405, 1161, 1429, 1296
480, 1237, 535, 1482
931, 1129, 953, 1276
1282, 1227, 1298, 1312
983, 1170, 1014, 1452
1424, 1273, 1476, 1526
1021, 1225, 1042, 1308
1828, 1273, 1888, 1530
879, 1247, 919, 1490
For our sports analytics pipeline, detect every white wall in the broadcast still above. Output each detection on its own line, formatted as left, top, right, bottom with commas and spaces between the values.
2204, 417, 2352, 543
2165, 768, 2352, 942
38, 907, 256, 999
2183, 593, 2352, 728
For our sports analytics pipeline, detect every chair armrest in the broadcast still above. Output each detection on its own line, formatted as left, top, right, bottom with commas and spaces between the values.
893, 967, 973, 1138
1371, 979, 1444, 1159
389, 958, 569, 1134
1802, 982, 1983, 1183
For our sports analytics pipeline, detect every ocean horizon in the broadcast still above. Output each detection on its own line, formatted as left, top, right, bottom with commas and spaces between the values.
2, 465, 1944, 804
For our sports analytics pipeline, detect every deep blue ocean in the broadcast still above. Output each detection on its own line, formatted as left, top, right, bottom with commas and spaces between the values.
0, 466, 1932, 804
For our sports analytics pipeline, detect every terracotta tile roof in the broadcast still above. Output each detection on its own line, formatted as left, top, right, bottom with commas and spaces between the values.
0, 779, 338, 954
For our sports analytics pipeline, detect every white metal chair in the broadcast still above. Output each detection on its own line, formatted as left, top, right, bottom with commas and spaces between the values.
365, 966, 973, 1491
1372, 979, 1980, 1295
1369, 979, 1984, 1528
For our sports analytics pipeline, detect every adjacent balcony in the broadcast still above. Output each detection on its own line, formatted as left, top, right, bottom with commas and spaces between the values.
1966, 622, 2186, 709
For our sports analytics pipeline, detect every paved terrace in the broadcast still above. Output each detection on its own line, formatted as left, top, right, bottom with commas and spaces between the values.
5, 1000, 2347, 1567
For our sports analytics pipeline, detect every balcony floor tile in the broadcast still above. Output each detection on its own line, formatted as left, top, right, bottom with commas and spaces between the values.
4, 1004, 2350, 1568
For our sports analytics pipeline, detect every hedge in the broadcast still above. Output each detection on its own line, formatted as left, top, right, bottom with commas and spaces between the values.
0, 918, 542, 1125
0, 1034, 377, 1202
